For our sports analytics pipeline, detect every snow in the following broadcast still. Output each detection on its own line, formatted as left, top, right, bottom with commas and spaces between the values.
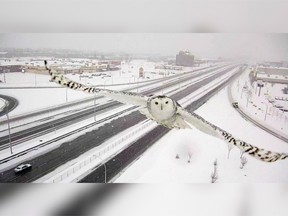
231, 68, 288, 138
1, 65, 204, 165
30, 67, 237, 183
115, 80, 288, 182
4, 58, 286, 183
0, 97, 5, 111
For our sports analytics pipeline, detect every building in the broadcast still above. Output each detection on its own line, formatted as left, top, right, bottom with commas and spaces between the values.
154, 64, 183, 70
139, 67, 144, 78
255, 66, 288, 84
0, 65, 24, 73
257, 67, 288, 76
176, 51, 194, 67
98, 60, 121, 71
261, 61, 288, 68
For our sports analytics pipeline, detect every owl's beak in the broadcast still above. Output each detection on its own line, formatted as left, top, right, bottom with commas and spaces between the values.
161, 104, 163, 110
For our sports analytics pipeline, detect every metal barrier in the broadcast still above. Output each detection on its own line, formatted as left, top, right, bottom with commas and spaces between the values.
48, 120, 154, 183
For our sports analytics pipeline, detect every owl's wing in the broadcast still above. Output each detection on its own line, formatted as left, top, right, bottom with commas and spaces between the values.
177, 106, 288, 162
45, 60, 148, 107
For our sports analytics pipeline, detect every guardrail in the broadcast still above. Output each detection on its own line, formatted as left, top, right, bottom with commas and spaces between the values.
0, 106, 138, 165
46, 120, 155, 183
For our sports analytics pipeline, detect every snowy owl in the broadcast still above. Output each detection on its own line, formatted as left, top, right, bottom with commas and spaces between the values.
45, 60, 288, 163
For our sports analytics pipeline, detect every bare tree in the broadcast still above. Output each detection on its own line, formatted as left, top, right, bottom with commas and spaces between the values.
240, 156, 248, 169
211, 159, 218, 183
246, 88, 253, 107
187, 152, 192, 163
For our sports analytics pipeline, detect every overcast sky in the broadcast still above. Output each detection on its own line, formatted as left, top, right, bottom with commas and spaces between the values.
0, 33, 287, 60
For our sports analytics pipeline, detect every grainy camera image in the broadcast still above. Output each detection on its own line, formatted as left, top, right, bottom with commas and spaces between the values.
1, 0, 288, 215
0, 33, 288, 183
0, 184, 287, 216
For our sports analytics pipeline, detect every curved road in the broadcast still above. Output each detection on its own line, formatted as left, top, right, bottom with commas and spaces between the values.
0, 94, 18, 117
227, 84, 288, 143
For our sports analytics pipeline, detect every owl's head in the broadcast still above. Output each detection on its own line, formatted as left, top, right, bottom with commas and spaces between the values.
148, 96, 177, 120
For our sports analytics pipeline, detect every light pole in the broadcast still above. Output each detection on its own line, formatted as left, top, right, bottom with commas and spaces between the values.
137, 77, 139, 93
34, 72, 37, 87
98, 156, 107, 183
237, 79, 240, 93
65, 88, 68, 102
1, 100, 13, 154
94, 92, 97, 122
3, 70, 6, 83
261, 102, 268, 121
246, 89, 252, 108
6, 111, 13, 154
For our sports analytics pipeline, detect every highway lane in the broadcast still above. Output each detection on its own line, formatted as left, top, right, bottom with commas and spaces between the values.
0, 65, 242, 182
0, 64, 234, 147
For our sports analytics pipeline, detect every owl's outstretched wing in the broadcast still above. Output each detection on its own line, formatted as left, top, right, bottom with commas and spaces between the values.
177, 107, 288, 163
44, 60, 148, 107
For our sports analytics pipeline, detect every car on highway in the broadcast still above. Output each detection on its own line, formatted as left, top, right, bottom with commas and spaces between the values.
232, 102, 239, 108
14, 164, 32, 174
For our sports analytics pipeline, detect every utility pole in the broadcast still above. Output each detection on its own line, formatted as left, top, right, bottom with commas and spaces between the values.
94, 93, 97, 122
1, 100, 13, 154
99, 156, 107, 183
6, 112, 13, 154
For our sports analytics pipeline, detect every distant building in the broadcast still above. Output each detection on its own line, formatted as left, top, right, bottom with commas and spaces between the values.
261, 61, 287, 68
176, 51, 194, 67
257, 67, 288, 76
0, 65, 24, 73
154, 64, 183, 70
139, 67, 144, 78
255, 66, 288, 84
98, 60, 121, 71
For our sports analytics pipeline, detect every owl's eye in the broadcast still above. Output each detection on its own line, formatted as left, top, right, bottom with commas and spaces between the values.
165, 101, 169, 104
155, 102, 158, 105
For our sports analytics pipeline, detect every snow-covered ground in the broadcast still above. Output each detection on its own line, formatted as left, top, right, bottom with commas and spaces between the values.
115, 83, 288, 182
231, 68, 288, 137
2, 60, 287, 183
0, 98, 5, 110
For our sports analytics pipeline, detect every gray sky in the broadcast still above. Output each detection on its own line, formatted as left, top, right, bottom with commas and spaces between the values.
0, 33, 287, 60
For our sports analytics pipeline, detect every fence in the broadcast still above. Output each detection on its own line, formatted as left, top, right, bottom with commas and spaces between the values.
46, 120, 155, 183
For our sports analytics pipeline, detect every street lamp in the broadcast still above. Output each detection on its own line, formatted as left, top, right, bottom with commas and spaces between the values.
94, 92, 97, 122
261, 102, 268, 121
246, 89, 252, 108
65, 88, 68, 102
98, 156, 107, 183
34, 72, 37, 87
237, 79, 240, 93
0, 99, 13, 154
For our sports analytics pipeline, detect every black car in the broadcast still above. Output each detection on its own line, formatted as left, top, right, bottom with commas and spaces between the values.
14, 164, 32, 174
232, 102, 239, 108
